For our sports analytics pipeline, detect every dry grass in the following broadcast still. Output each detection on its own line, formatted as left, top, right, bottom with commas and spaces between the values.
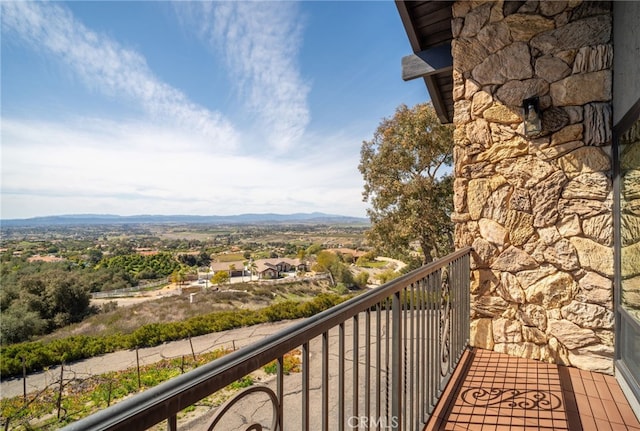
46, 279, 334, 340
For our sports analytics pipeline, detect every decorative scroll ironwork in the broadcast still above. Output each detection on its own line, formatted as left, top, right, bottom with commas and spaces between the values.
440, 267, 451, 377
207, 386, 279, 431
460, 387, 562, 410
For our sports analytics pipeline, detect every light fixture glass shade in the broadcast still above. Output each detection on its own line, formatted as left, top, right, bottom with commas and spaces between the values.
523, 97, 542, 137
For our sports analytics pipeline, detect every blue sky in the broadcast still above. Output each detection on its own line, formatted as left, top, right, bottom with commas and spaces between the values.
1, 1, 429, 219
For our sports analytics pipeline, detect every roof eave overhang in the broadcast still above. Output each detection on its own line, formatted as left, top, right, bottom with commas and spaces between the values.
395, 0, 454, 124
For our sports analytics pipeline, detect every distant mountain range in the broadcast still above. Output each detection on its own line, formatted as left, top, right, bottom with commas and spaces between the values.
1, 213, 369, 227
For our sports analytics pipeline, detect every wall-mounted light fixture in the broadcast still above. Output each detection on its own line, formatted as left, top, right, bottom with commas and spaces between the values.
522, 97, 542, 137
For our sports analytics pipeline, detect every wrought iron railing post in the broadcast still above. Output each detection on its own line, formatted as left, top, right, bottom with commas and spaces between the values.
391, 291, 402, 431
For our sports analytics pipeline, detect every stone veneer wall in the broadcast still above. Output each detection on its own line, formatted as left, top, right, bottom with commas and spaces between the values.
450, 1, 614, 373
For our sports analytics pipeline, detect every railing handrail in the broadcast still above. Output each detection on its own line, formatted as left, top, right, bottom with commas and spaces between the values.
61, 247, 472, 431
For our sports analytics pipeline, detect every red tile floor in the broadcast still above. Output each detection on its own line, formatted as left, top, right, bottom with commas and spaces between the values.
426, 348, 640, 431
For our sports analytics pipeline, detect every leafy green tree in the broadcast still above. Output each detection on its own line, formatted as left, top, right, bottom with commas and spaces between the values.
211, 271, 230, 285
306, 243, 322, 256
313, 250, 355, 288
198, 250, 212, 266
355, 272, 369, 288
249, 260, 258, 281
86, 248, 104, 266
359, 103, 454, 263
0, 302, 47, 344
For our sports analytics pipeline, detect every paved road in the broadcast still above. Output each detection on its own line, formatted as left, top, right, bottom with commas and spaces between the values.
0, 319, 301, 399
2, 313, 397, 431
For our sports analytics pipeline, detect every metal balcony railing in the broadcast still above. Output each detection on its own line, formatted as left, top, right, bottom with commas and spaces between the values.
61, 247, 471, 431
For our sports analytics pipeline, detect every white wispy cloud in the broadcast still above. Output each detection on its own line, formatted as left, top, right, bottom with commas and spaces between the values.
1, 118, 367, 219
176, 1, 311, 152
1, 1, 239, 151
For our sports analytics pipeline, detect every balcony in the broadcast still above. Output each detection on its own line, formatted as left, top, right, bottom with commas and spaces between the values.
59, 247, 639, 430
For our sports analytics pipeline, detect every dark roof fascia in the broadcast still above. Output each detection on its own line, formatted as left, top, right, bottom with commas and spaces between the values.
395, 0, 454, 124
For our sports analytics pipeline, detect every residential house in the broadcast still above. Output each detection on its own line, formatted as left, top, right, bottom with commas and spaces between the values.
254, 258, 307, 279
209, 260, 247, 278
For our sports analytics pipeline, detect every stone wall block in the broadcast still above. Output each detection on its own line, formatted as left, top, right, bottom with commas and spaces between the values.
541, 106, 571, 135
467, 178, 492, 220
557, 147, 610, 178
477, 21, 512, 54
483, 104, 522, 124
573, 44, 613, 74
562, 172, 610, 200
547, 319, 600, 350
493, 317, 523, 343
596, 329, 614, 347
584, 102, 612, 146
569, 236, 614, 277
559, 197, 610, 219
558, 214, 582, 237
470, 318, 495, 350
523, 326, 548, 344
516, 264, 558, 290
473, 42, 533, 85
535, 55, 572, 83
540, 1, 568, 17
471, 91, 491, 118
503, 14, 555, 41
538, 226, 561, 245
454, 100, 472, 124
471, 268, 499, 296
550, 70, 612, 106
483, 185, 511, 224
455, 221, 479, 249
453, 38, 489, 73
564, 106, 583, 124
460, 161, 496, 179
452, 1, 471, 18
550, 124, 583, 147
567, 348, 613, 374
496, 155, 554, 189
517, 303, 548, 331
479, 218, 509, 247
493, 246, 539, 272
509, 187, 531, 212
452, 17, 464, 39
555, 49, 578, 68
526, 271, 576, 309
453, 178, 467, 213
536, 141, 583, 161
576, 271, 613, 306
466, 78, 482, 100
498, 271, 526, 304
543, 238, 580, 271
472, 295, 510, 318
472, 237, 498, 268
466, 118, 492, 147
503, 209, 535, 246
530, 15, 612, 54
531, 170, 568, 228
548, 337, 571, 366
582, 214, 613, 246
502, 1, 524, 17
570, 1, 612, 22
495, 78, 549, 107
460, 2, 492, 38
561, 300, 614, 329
